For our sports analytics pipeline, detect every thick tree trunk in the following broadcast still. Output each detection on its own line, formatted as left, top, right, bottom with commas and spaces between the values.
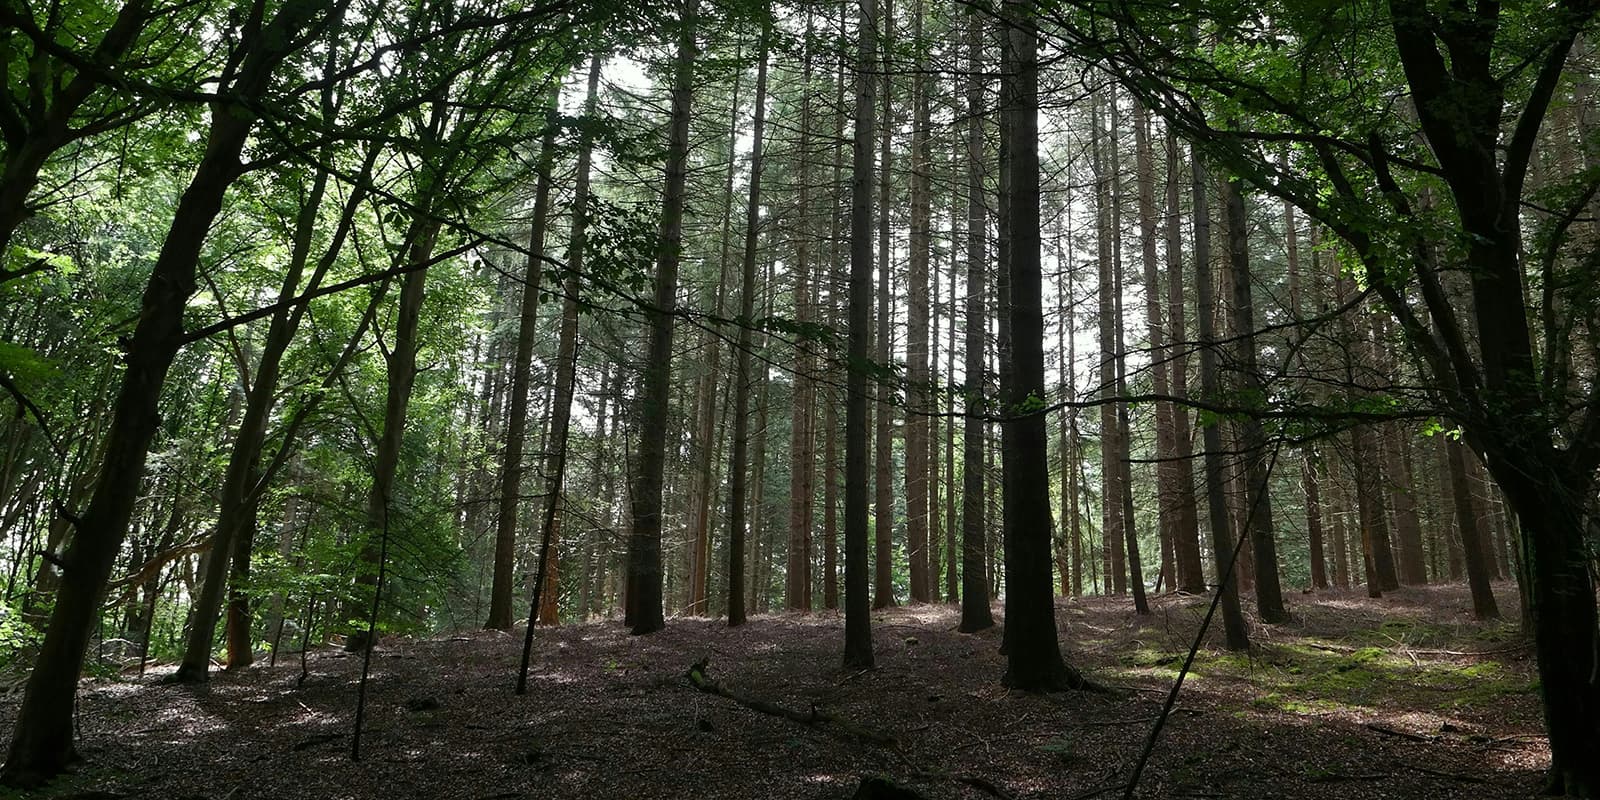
625, 0, 698, 635
999, 0, 1083, 689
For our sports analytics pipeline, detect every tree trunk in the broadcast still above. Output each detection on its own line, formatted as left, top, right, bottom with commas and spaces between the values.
728, 28, 770, 627
872, 0, 897, 611
999, 0, 1084, 689
1190, 148, 1248, 651
625, 0, 698, 635
486, 96, 558, 630
1092, 91, 1126, 598
902, 0, 932, 605
1445, 438, 1499, 619
1221, 177, 1288, 623
530, 58, 603, 629
786, 12, 816, 613
843, 0, 878, 668
957, 3, 994, 633
1133, 98, 1176, 596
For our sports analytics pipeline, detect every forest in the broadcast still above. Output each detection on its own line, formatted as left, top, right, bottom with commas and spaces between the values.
0, 0, 1596, 796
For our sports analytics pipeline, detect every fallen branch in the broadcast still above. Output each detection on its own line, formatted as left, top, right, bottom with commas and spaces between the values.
1365, 723, 1432, 743
686, 659, 895, 747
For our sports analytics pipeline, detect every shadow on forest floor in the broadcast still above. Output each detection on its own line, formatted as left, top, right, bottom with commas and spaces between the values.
0, 582, 1545, 799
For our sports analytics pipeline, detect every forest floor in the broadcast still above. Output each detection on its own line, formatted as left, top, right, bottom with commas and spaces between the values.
1, 583, 1546, 800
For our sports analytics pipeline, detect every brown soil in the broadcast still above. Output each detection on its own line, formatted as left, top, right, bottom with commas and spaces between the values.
0, 583, 1545, 799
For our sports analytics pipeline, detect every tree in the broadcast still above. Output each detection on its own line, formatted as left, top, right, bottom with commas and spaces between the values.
486, 92, 560, 631
624, 0, 698, 636
1221, 177, 1287, 624
728, 18, 770, 628
998, 0, 1087, 689
1, 0, 336, 782
843, 0, 879, 670
957, 0, 994, 634
1045, 1, 1600, 787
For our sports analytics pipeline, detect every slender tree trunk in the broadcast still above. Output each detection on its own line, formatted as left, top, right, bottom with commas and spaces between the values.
531, 58, 603, 628
957, 3, 994, 633
1092, 91, 1126, 598
1133, 98, 1177, 595
687, 43, 744, 617
843, 0, 878, 668
486, 95, 559, 630
1222, 178, 1287, 623
626, 0, 698, 635
786, 12, 816, 613
902, 0, 932, 604
1162, 130, 1204, 594
1190, 148, 1248, 651
729, 27, 770, 627
1446, 438, 1499, 619
872, 0, 897, 610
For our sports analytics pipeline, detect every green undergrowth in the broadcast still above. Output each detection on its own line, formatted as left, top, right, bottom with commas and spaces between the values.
1110, 622, 1535, 716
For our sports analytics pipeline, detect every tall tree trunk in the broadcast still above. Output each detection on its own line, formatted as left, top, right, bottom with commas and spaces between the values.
1163, 129, 1204, 593
1190, 148, 1248, 651
843, 0, 878, 667
486, 95, 559, 630
687, 42, 745, 617
1133, 98, 1176, 595
532, 57, 603, 628
626, 0, 698, 635
902, 0, 932, 604
729, 27, 770, 627
824, 34, 848, 612
1222, 177, 1288, 623
872, 0, 897, 610
957, 2, 994, 633
1092, 91, 1126, 597
999, 0, 1085, 689
786, 11, 816, 613
1109, 94, 1150, 614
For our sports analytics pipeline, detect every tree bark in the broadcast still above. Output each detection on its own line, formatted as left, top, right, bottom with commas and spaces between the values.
486, 93, 559, 630
872, 0, 897, 611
